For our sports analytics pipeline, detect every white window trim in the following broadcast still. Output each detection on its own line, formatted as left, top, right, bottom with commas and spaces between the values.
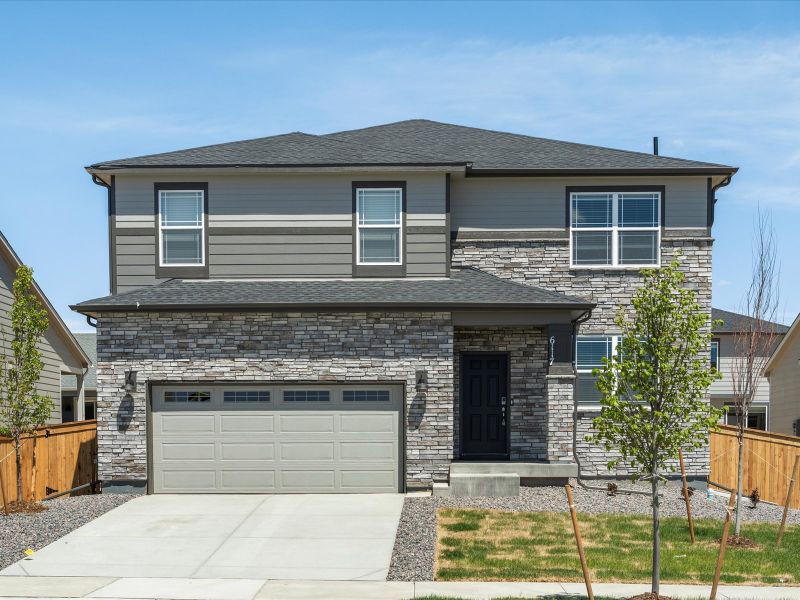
569, 191, 661, 269
355, 187, 403, 266
158, 190, 205, 267
576, 335, 622, 409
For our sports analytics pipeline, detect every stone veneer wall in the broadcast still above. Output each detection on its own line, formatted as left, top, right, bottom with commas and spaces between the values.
453, 327, 549, 460
95, 311, 454, 489
452, 236, 713, 477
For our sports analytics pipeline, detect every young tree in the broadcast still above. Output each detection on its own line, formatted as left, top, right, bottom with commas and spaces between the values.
589, 256, 722, 596
0, 265, 52, 503
730, 208, 780, 536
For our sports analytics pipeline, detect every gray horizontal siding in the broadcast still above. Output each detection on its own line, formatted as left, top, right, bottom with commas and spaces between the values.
113, 172, 448, 287
450, 175, 709, 232
0, 256, 67, 423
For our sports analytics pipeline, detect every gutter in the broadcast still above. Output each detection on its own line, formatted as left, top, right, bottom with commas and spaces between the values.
466, 166, 739, 178
71, 301, 596, 316
85, 161, 469, 173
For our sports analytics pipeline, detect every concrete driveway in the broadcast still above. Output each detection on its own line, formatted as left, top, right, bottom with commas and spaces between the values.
1, 494, 404, 581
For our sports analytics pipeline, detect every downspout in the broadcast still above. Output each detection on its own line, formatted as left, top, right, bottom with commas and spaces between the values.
91, 174, 110, 189
86, 315, 97, 328
570, 309, 651, 497
713, 174, 732, 194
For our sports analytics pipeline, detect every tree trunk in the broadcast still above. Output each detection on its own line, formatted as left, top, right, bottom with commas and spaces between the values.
651, 474, 661, 595
14, 436, 22, 503
734, 421, 746, 536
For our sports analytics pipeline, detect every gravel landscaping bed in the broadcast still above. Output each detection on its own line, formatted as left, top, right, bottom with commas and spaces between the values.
0, 493, 137, 570
387, 480, 800, 581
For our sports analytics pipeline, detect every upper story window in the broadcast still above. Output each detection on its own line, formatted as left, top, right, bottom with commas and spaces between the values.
159, 190, 205, 266
570, 191, 661, 268
710, 340, 720, 371
356, 188, 402, 265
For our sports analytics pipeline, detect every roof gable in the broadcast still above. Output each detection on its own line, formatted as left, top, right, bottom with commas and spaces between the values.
712, 307, 790, 335
0, 231, 90, 367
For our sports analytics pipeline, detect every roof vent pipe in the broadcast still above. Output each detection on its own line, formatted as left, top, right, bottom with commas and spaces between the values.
653, 136, 659, 156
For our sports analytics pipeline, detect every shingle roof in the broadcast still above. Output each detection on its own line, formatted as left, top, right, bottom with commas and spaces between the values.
61, 333, 97, 391
72, 267, 593, 314
712, 308, 790, 334
87, 119, 736, 174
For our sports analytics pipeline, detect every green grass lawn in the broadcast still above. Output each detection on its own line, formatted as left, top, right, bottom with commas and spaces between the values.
436, 508, 800, 585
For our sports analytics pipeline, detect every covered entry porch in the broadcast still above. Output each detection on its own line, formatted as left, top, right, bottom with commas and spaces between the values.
439, 308, 589, 497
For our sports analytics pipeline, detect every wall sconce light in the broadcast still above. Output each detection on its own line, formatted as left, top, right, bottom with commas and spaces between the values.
415, 370, 428, 393
124, 370, 137, 392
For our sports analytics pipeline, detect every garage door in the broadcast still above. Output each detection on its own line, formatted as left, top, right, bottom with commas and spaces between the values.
151, 384, 403, 493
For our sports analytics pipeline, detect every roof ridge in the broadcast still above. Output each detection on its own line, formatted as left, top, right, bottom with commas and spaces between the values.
310, 130, 445, 163
328, 119, 731, 168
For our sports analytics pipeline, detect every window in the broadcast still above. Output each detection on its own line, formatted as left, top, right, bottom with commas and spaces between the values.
710, 340, 720, 371
223, 390, 270, 403
164, 390, 211, 403
724, 404, 767, 431
283, 390, 330, 402
159, 190, 204, 266
343, 390, 391, 402
575, 336, 617, 405
571, 191, 660, 267
356, 188, 402, 264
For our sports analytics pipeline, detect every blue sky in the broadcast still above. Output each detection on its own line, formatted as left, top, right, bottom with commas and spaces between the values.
1, 1, 798, 332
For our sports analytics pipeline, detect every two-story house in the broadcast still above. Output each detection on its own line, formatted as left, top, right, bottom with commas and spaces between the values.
0, 231, 91, 423
72, 120, 737, 494
710, 307, 788, 431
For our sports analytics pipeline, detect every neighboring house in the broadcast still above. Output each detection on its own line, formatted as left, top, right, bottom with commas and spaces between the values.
709, 307, 789, 431
765, 313, 800, 437
61, 333, 97, 422
72, 119, 737, 494
0, 231, 91, 423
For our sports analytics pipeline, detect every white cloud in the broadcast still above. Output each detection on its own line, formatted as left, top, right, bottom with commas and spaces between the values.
222, 34, 800, 178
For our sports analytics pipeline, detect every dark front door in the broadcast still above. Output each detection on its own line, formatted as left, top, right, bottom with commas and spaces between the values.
460, 353, 509, 459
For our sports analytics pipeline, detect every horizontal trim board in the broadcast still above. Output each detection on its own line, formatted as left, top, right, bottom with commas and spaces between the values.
210, 227, 353, 236
211, 234, 351, 245
466, 167, 738, 177
406, 226, 447, 234
452, 230, 569, 241
209, 243, 352, 255
116, 227, 158, 236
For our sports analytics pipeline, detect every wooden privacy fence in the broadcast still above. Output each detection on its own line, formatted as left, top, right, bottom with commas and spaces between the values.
0, 420, 97, 503
710, 424, 800, 509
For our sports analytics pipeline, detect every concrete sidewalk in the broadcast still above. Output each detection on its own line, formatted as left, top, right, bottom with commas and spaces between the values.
0, 577, 799, 600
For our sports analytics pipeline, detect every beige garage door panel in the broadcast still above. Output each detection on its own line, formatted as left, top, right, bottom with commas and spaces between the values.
151, 384, 402, 494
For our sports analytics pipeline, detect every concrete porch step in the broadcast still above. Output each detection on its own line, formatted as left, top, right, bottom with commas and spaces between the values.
446, 472, 521, 497
434, 461, 580, 497
449, 461, 578, 478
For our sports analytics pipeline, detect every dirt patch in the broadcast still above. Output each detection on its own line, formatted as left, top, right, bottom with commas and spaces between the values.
627, 595, 678, 600
720, 535, 760, 549
3, 500, 48, 514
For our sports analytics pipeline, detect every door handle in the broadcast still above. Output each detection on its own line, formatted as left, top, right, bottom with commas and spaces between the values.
501, 396, 507, 426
